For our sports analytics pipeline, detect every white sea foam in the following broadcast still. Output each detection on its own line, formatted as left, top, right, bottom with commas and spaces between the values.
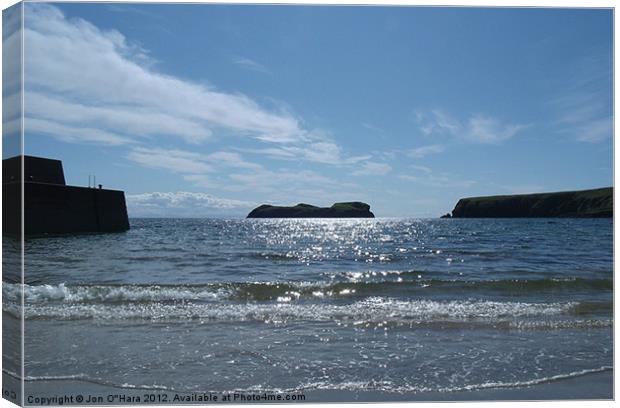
294, 366, 613, 394
6, 292, 578, 323
3, 282, 230, 303
5, 366, 612, 395
2, 370, 174, 391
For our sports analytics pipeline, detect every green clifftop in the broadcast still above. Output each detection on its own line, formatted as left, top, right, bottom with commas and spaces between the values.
247, 202, 375, 218
447, 187, 612, 218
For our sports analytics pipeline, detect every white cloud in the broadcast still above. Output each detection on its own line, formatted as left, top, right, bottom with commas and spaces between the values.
242, 140, 371, 165
465, 115, 526, 144
408, 144, 446, 158
23, 4, 306, 146
238, 128, 373, 166
3, 5, 23, 144
28, 118, 130, 145
410, 164, 432, 174
126, 191, 254, 217
125, 147, 269, 188
206, 151, 262, 169
248, 140, 348, 165
3, 119, 21, 141
228, 168, 337, 191
233, 56, 271, 74
352, 162, 392, 176
125, 145, 367, 199
127, 147, 214, 174
221, 166, 365, 206
427, 110, 460, 135
2, 5, 21, 96
26, 91, 212, 144
22, 3, 373, 180
415, 110, 526, 144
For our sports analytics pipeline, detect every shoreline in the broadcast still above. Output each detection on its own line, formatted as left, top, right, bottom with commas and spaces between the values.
9, 369, 612, 405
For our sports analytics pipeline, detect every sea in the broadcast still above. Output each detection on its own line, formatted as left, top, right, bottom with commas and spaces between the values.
2, 218, 614, 402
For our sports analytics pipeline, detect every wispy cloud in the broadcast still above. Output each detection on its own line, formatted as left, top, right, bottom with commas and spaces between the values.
232, 56, 271, 74
3, 5, 23, 142
27, 118, 131, 146
22, 3, 378, 193
228, 169, 333, 190
23, 4, 305, 147
361, 122, 385, 133
205, 151, 263, 170
465, 115, 526, 144
398, 166, 476, 189
222, 165, 363, 201
26, 91, 211, 144
124, 146, 363, 200
351, 162, 392, 176
240, 131, 372, 166
573, 118, 613, 143
548, 53, 612, 143
410, 164, 432, 174
408, 144, 446, 158
415, 110, 527, 144
127, 147, 214, 174
416, 110, 459, 136
126, 147, 265, 185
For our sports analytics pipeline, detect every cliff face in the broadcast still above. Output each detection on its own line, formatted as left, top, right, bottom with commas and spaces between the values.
449, 187, 612, 218
247, 202, 375, 218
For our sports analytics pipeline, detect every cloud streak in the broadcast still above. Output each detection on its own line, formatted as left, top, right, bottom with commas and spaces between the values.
22, 3, 381, 183
245, 140, 371, 166
548, 53, 613, 144
23, 4, 306, 146
127, 147, 214, 174
351, 162, 392, 176
408, 144, 446, 158
415, 110, 527, 144
233, 56, 271, 74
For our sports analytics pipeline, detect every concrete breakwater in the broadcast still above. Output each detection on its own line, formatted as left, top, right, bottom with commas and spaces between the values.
3, 155, 129, 235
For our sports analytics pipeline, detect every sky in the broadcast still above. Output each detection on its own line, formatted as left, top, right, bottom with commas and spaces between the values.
3, 2, 613, 217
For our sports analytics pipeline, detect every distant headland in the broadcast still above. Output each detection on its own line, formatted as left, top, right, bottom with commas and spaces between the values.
441, 187, 612, 218
247, 202, 375, 218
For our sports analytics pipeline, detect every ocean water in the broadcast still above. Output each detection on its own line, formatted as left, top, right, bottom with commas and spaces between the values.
3, 218, 613, 400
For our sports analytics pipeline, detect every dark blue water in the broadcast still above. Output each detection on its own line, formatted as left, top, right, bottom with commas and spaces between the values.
3, 218, 613, 396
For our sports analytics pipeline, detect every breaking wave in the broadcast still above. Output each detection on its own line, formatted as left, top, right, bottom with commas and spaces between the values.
2, 286, 583, 323
3, 275, 612, 304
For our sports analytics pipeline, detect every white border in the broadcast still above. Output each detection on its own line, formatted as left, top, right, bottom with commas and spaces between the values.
0, 2, 616, 408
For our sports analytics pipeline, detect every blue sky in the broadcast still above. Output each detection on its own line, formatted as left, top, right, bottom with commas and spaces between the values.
6, 3, 613, 217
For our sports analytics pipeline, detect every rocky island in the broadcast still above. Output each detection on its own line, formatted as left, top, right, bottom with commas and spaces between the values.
247, 202, 375, 218
443, 187, 612, 218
